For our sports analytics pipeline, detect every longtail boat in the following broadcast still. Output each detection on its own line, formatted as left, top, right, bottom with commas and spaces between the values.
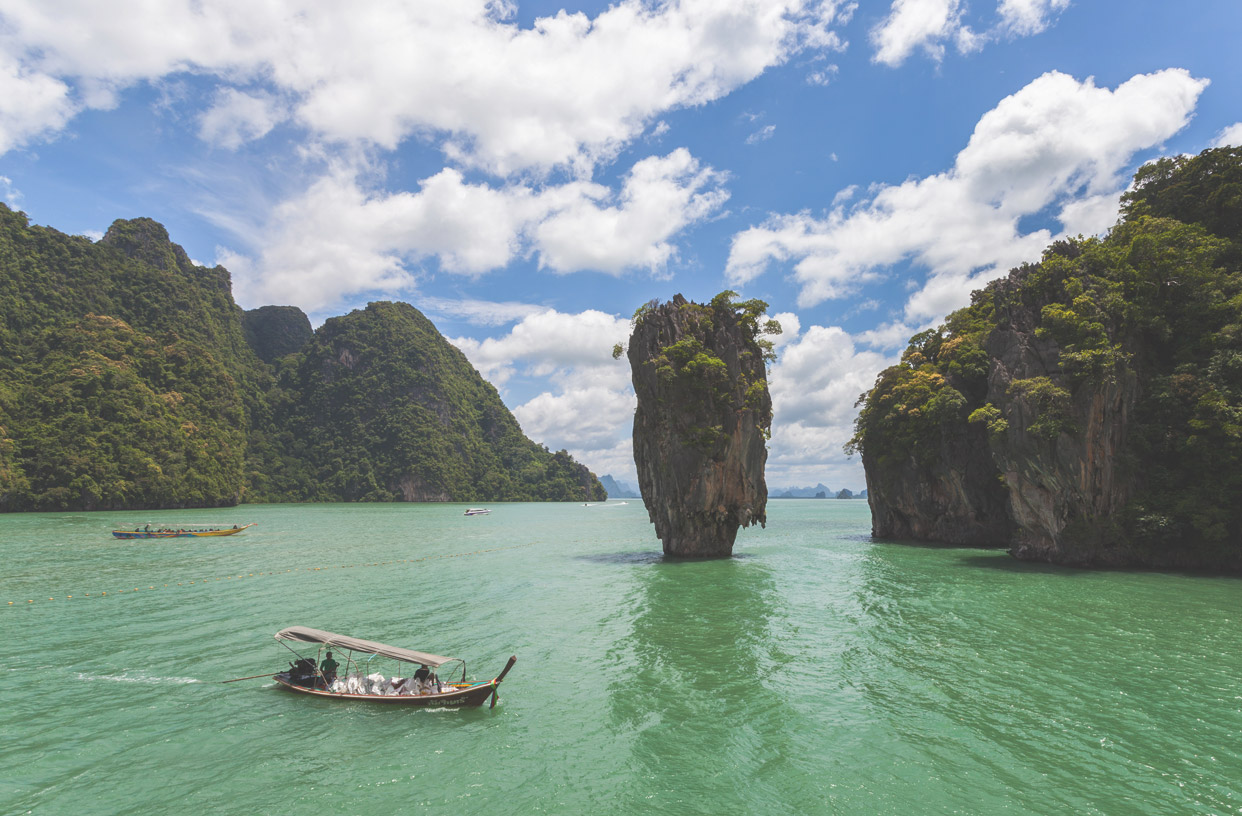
271, 626, 516, 708
112, 523, 256, 539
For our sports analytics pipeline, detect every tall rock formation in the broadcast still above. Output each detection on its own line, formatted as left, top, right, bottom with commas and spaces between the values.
627, 292, 776, 557
852, 147, 1242, 571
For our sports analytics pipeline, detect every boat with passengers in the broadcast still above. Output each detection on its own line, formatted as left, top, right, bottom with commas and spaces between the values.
271, 626, 516, 708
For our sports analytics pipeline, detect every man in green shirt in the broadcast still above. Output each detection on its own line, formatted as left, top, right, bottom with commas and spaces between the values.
320, 651, 340, 687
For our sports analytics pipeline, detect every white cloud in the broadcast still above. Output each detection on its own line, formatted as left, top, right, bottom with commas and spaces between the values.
747, 125, 777, 144
870, 0, 1068, 66
1212, 122, 1242, 148
226, 148, 728, 311
726, 69, 1208, 328
871, 0, 967, 66
0, 175, 21, 207
450, 308, 631, 386
806, 63, 839, 86
533, 149, 729, 275
765, 322, 895, 487
198, 88, 287, 150
0, 0, 851, 174
996, 0, 1070, 37
451, 308, 635, 477
0, 52, 76, 153
416, 296, 546, 327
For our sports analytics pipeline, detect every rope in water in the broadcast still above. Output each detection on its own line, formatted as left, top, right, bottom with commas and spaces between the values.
4, 542, 535, 609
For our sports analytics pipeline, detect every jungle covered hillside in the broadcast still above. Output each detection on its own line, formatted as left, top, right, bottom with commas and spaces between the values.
850, 146, 1242, 570
0, 207, 604, 510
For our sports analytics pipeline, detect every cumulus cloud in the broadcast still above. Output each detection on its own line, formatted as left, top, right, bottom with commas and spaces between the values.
533, 149, 729, 274
1213, 122, 1242, 148
870, 0, 1068, 66
871, 0, 971, 66
996, 0, 1071, 37
198, 88, 287, 150
765, 321, 895, 487
226, 149, 727, 311
0, 52, 76, 153
451, 308, 630, 386
726, 69, 1208, 328
451, 308, 635, 477
0, 0, 850, 174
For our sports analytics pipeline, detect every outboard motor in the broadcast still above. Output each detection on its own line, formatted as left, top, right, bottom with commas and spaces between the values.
286, 657, 318, 686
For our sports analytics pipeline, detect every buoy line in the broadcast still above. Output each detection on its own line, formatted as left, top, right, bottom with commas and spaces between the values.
4, 542, 536, 609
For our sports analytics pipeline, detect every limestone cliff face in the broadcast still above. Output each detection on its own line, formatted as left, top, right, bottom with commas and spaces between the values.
628, 293, 772, 557
862, 262, 1147, 566
858, 192, 1242, 571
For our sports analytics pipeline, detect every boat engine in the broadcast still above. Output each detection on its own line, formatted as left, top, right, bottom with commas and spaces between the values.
286, 657, 319, 686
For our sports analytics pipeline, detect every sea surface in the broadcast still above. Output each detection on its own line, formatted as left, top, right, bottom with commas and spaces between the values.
2, 500, 1240, 815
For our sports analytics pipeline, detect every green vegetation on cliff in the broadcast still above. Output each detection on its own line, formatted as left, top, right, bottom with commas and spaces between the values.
0, 205, 603, 510
852, 146, 1242, 565
262, 302, 604, 503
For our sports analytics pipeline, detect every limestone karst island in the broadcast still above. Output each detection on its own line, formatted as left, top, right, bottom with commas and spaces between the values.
851, 147, 1242, 572
0, 211, 605, 510
624, 291, 778, 557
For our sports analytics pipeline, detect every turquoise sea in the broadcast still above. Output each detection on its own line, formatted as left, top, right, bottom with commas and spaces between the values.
2, 500, 1240, 815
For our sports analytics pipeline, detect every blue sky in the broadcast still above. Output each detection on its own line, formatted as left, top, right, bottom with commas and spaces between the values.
1, 0, 1240, 490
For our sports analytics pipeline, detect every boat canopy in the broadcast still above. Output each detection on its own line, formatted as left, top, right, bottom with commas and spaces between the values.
274, 626, 456, 668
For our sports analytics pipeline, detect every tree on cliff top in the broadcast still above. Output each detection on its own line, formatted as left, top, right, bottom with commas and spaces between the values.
626, 291, 779, 557
851, 146, 1242, 567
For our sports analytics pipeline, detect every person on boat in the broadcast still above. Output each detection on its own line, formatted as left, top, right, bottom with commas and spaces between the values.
144, 524, 150, 532
320, 651, 340, 686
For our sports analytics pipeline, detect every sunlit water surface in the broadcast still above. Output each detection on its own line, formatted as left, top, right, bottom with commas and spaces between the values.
2, 500, 1240, 815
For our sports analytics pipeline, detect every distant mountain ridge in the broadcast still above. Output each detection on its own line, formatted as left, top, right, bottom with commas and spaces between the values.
770, 484, 867, 498
599, 474, 639, 498
0, 206, 604, 510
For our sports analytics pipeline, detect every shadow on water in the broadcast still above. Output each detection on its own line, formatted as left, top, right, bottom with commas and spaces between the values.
575, 551, 760, 566
605, 556, 806, 812
955, 552, 1242, 580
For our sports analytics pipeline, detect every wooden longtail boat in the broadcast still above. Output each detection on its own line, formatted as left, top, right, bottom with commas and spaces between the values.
271, 626, 516, 708
112, 523, 256, 539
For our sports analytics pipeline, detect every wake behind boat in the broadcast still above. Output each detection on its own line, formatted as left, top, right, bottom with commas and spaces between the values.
112, 523, 255, 539
271, 626, 516, 708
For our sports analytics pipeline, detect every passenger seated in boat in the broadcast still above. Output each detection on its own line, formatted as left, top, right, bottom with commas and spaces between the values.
320, 651, 339, 686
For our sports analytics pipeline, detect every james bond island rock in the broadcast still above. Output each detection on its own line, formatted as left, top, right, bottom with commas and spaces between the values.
850, 146, 1242, 572
626, 292, 779, 557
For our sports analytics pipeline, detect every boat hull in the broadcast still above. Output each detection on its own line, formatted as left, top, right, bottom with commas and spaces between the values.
112, 523, 254, 539
273, 675, 499, 707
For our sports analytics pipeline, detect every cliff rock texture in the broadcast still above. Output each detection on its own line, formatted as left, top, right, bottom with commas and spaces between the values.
627, 292, 775, 557
852, 147, 1242, 571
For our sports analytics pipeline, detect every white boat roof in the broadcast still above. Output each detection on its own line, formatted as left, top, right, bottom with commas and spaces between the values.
274, 626, 456, 668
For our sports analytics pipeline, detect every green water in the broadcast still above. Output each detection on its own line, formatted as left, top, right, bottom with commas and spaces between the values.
2, 500, 1240, 815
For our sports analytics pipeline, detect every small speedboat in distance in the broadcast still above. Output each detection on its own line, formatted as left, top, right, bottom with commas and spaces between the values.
271, 626, 516, 708
463, 508, 490, 516
112, 523, 256, 539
